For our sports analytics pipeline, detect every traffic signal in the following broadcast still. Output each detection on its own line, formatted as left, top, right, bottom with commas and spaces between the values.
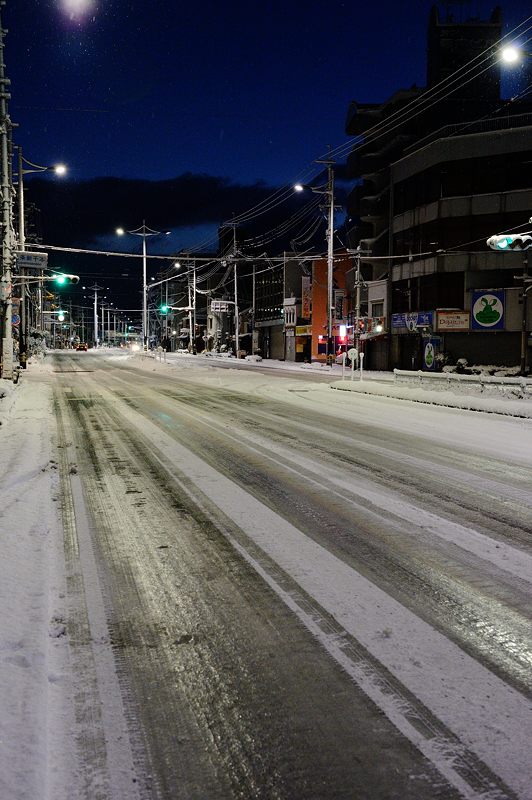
487, 234, 532, 251
160, 304, 169, 314
52, 272, 80, 285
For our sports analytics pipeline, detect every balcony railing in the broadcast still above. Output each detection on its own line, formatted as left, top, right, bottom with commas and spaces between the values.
404, 113, 532, 156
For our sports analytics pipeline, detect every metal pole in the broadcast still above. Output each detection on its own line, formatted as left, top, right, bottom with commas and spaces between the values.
192, 265, 196, 354
90, 284, 103, 347
165, 281, 168, 344
188, 268, 193, 352
142, 232, 147, 350
327, 163, 334, 365
355, 247, 361, 357
234, 261, 239, 357
17, 147, 28, 368
0, 11, 14, 379
520, 253, 530, 376
252, 263, 255, 354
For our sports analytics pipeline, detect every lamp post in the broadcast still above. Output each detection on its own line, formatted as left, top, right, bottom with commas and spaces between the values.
295, 158, 336, 364
494, 40, 531, 371
116, 222, 169, 350
16, 147, 67, 367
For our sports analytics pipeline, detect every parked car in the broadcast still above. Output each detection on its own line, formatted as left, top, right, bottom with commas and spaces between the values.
76, 342, 88, 351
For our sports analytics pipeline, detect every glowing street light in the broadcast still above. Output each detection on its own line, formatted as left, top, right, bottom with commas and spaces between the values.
500, 44, 531, 65
501, 45, 520, 63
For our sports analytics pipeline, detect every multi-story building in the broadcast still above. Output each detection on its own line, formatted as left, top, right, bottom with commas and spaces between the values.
345, 4, 532, 370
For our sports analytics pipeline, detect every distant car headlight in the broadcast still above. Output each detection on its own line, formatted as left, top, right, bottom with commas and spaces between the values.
131, 343, 140, 352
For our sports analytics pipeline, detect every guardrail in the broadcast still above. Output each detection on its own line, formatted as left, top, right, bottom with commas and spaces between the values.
393, 369, 532, 399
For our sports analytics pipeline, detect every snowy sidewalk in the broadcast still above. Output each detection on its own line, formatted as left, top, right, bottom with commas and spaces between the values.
0, 369, 76, 800
330, 376, 532, 418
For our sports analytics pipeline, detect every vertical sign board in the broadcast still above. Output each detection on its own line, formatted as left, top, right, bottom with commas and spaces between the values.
423, 337, 441, 370
334, 290, 344, 321
301, 276, 311, 319
471, 290, 504, 331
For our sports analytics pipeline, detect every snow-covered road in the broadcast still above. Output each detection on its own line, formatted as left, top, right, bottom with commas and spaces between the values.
1, 350, 531, 800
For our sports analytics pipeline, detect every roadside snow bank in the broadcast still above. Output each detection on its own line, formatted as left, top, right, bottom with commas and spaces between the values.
0, 378, 75, 800
332, 379, 532, 418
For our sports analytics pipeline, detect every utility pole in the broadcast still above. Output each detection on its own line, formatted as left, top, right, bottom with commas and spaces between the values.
192, 264, 196, 354
354, 247, 362, 358
89, 283, 103, 347
314, 157, 335, 365
232, 224, 239, 358
0, 6, 14, 379
187, 266, 193, 353
165, 281, 169, 344
16, 147, 28, 368
234, 261, 239, 358
252, 263, 256, 354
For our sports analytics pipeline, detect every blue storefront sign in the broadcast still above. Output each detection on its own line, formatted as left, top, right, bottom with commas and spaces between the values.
471, 290, 504, 331
391, 311, 434, 332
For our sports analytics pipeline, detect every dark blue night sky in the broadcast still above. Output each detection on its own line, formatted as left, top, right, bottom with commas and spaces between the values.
3, 0, 531, 263
6, 1, 531, 184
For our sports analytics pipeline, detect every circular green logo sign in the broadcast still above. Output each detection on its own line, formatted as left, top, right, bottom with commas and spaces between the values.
473, 294, 503, 327
424, 341, 434, 368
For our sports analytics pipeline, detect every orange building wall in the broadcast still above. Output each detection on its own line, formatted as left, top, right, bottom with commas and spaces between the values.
311, 254, 351, 362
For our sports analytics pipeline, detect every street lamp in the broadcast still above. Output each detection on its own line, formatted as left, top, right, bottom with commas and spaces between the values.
500, 45, 531, 64
16, 147, 67, 367
294, 159, 336, 364
116, 221, 169, 350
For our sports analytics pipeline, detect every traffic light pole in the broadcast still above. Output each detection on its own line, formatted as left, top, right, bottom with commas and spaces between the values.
487, 225, 532, 375
520, 254, 531, 377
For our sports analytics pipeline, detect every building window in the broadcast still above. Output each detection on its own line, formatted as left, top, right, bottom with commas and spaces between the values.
371, 301, 384, 318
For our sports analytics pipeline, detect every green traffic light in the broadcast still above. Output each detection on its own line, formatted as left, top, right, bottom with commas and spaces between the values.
160, 304, 169, 314
55, 274, 67, 284
496, 237, 512, 249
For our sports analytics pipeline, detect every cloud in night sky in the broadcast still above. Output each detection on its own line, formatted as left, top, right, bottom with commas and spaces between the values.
25, 173, 286, 249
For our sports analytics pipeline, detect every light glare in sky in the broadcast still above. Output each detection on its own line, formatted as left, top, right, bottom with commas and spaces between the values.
61, 0, 95, 17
